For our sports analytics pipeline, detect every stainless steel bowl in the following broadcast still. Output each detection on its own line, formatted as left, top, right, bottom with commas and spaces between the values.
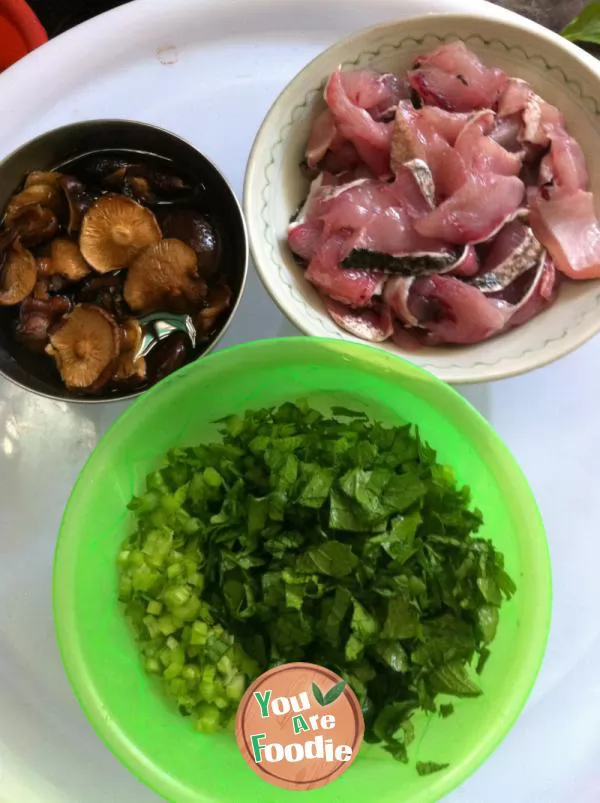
0, 119, 248, 403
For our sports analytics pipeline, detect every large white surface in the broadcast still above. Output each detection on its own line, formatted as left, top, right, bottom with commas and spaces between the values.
0, 0, 598, 800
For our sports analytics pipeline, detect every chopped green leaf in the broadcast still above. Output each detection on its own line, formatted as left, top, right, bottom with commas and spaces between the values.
430, 661, 482, 697
416, 761, 450, 776
118, 401, 514, 769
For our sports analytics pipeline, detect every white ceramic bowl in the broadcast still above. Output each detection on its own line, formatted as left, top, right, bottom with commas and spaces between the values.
244, 13, 600, 383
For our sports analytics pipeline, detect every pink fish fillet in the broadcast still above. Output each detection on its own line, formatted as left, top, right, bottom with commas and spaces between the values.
529, 189, 600, 280
305, 109, 337, 168
509, 254, 559, 327
384, 276, 419, 326
305, 233, 383, 307
326, 298, 393, 342
391, 103, 467, 198
407, 274, 512, 344
409, 42, 507, 112
538, 126, 588, 192
414, 173, 525, 245
419, 107, 470, 144
498, 78, 565, 147
454, 110, 523, 178
288, 219, 325, 261
341, 70, 409, 118
325, 68, 393, 177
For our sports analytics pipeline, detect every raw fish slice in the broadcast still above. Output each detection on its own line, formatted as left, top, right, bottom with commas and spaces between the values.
318, 178, 442, 251
390, 102, 427, 169
306, 109, 337, 168
498, 78, 564, 147
320, 140, 361, 174
414, 174, 525, 245
325, 68, 393, 177
351, 204, 449, 257
497, 78, 531, 117
454, 110, 523, 177
409, 42, 507, 112
326, 298, 393, 341
529, 189, 600, 279
394, 160, 436, 213
340, 70, 410, 121
288, 218, 325, 261
522, 95, 564, 146
407, 274, 512, 344
295, 172, 349, 222
538, 126, 588, 192
450, 245, 479, 277
489, 114, 523, 152
305, 233, 383, 307
368, 75, 412, 121
470, 220, 543, 292
384, 276, 419, 326
509, 253, 559, 327
390, 104, 467, 198
419, 107, 470, 144
391, 320, 423, 350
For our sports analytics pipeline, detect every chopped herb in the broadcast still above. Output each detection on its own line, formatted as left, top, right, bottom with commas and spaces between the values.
416, 761, 450, 776
117, 402, 514, 765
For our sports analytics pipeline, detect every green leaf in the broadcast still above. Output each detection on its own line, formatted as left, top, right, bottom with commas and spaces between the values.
382, 473, 426, 513
322, 587, 352, 646
439, 703, 454, 719
477, 604, 499, 644
297, 467, 334, 508
330, 406, 368, 418
416, 761, 449, 776
375, 641, 409, 672
312, 682, 325, 706
297, 540, 359, 578
562, 3, 600, 44
382, 596, 419, 640
323, 680, 347, 705
430, 662, 482, 697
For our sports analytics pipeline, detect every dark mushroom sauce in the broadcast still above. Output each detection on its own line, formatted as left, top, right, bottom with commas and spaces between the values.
0, 149, 237, 397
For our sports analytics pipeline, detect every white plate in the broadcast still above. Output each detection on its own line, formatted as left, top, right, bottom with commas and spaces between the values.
0, 1, 598, 801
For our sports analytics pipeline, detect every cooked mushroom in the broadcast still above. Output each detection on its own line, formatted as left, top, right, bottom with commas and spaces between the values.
195, 283, 232, 335
24, 170, 64, 189
0, 241, 37, 305
44, 239, 92, 281
60, 175, 94, 234
79, 155, 132, 180
146, 331, 189, 384
79, 195, 162, 273
161, 210, 221, 277
103, 163, 189, 196
114, 318, 146, 382
75, 272, 127, 318
45, 304, 120, 390
5, 183, 63, 221
104, 168, 155, 203
124, 238, 207, 313
32, 276, 50, 299
16, 295, 71, 352
5, 204, 58, 247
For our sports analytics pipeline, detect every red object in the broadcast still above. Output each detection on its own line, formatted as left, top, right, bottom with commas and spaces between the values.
0, 0, 47, 72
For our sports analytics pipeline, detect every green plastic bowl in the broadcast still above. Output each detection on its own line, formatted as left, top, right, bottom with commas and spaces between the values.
53, 338, 551, 803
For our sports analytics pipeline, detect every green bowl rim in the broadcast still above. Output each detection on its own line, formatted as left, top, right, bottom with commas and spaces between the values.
53, 336, 552, 803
